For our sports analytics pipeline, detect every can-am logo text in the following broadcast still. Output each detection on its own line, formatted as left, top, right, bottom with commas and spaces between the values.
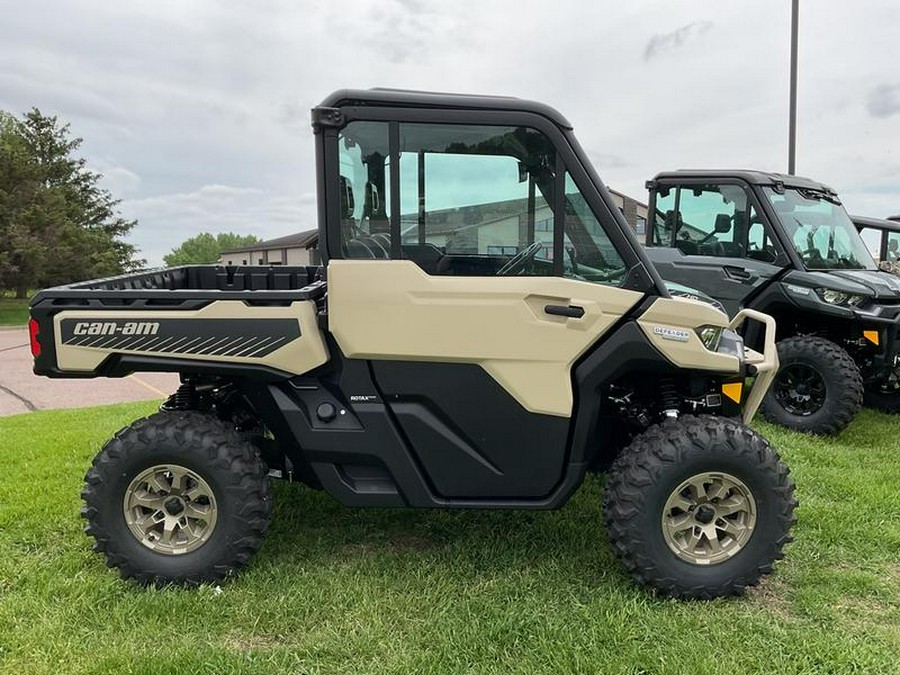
72, 321, 160, 336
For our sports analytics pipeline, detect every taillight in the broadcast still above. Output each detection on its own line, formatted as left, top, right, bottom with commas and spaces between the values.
28, 319, 41, 358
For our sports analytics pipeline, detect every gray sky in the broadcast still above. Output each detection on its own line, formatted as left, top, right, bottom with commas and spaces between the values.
2, 0, 898, 265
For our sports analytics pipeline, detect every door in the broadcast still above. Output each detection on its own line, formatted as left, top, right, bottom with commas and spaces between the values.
328, 118, 645, 498
645, 183, 788, 316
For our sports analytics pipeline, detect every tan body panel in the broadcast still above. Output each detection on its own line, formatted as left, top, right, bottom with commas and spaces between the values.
54, 300, 328, 375
637, 297, 740, 373
328, 260, 645, 417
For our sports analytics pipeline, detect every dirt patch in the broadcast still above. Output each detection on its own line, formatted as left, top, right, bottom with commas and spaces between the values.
746, 576, 796, 621
340, 534, 434, 558
222, 633, 282, 651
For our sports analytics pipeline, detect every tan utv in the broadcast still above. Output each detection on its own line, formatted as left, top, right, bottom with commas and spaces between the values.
28, 89, 796, 599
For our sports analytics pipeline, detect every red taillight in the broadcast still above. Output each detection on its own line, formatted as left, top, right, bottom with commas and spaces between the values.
29, 318, 41, 358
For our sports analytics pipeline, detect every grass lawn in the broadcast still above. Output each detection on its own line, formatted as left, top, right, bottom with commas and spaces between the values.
0, 403, 898, 674
0, 296, 29, 327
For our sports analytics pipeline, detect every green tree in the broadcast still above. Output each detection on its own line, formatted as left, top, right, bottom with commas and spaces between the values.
163, 232, 262, 267
0, 108, 142, 297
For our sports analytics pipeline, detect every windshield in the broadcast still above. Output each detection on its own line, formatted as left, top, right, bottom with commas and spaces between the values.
763, 187, 876, 270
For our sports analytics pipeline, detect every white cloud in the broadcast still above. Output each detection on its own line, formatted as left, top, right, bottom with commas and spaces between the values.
0, 0, 898, 265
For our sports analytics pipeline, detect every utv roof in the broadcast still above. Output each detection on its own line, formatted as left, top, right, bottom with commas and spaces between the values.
651, 170, 836, 194
851, 214, 900, 233
317, 88, 573, 129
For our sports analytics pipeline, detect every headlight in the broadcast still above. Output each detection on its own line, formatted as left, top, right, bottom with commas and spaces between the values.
816, 288, 866, 307
696, 325, 723, 351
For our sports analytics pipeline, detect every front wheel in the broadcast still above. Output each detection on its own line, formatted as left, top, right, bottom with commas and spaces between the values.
760, 336, 863, 435
603, 415, 796, 599
81, 411, 271, 585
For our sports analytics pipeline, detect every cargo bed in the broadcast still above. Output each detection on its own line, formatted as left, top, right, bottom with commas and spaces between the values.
29, 265, 329, 381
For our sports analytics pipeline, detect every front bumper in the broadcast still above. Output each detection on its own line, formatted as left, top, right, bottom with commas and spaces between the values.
854, 305, 900, 382
729, 309, 779, 424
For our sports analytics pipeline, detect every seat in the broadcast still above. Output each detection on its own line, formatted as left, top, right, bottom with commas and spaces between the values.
676, 239, 699, 255
719, 242, 745, 257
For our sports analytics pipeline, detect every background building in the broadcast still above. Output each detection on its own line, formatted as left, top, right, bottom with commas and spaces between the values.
218, 230, 319, 266
216, 188, 645, 267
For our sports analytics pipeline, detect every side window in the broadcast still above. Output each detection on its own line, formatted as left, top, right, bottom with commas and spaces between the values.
338, 122, 392, 259
563, 173, 626, 285
661, 185, 784, 263
397, 123, 556, 276
887, 232, 900, 262
652, 187, 676, 246
674, 185, 745, 257
745, 205, 784, 264
857, 227, 882, 260
335, 121, 630, 285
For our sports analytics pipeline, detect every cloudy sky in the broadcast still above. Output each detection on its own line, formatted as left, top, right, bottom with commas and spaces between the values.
1, 0, 898, 265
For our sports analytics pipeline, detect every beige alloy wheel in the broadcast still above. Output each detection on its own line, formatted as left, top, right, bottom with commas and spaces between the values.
661, 471, 757, 566
123, 464, 218, 555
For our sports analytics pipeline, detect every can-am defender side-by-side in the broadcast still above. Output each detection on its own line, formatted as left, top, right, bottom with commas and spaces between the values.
854, 214, 900, 276
29, 90, 795, 599
644, 171, 900, 435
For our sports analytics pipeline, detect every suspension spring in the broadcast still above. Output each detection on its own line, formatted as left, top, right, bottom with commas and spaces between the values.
659, 378, 680, 419
161, 380, 198, 411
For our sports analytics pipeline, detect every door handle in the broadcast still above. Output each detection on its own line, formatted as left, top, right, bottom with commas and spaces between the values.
723, 265, 752, 281
545, 304, 585, 318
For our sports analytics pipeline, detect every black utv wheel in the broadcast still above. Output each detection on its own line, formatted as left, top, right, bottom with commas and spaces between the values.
760, 336, 863, 435
81, 411, 271, 586
603, 415, 796, 599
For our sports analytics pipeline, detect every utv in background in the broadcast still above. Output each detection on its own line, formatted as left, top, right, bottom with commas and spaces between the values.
854, 214, 900, 275
644, 171, 900, 434
29, 90, 794, 599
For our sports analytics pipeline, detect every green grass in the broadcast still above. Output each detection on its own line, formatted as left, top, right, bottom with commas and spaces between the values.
0, 403, 898, 674
0, 296, 29, 327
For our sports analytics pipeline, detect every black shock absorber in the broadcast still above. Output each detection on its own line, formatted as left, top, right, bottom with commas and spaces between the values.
161, 379, 198, 411
659, 378, 680, 419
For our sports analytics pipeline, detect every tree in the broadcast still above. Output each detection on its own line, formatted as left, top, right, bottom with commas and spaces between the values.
163, 232, 262, 267
0, 108, 142, 297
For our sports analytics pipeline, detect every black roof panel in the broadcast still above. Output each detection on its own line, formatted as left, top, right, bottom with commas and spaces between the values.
851, 215, 900, 233
317, 88, 573, 129
651, 170, 836, 193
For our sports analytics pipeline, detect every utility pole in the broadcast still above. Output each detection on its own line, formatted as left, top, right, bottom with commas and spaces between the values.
788, 0, 799, 175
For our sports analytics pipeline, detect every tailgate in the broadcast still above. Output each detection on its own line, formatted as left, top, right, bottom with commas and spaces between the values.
30, 295, 328, 380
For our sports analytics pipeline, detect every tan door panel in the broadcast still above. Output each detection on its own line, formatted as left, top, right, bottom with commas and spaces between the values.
328, 260, 644, 417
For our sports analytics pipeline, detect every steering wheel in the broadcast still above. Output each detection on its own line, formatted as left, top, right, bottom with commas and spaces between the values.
599, 266, 628, 282
497, 241, 543, 276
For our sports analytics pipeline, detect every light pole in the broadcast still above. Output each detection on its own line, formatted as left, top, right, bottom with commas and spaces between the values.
788, 0, 799, 175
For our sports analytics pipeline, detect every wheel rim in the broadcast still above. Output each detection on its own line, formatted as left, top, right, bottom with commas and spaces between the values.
661, 472, 757, 566
773, 363, 827, 416
123, 464, 218, 555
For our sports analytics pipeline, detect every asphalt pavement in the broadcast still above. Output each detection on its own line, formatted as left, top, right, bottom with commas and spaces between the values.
0, 327, 179, 416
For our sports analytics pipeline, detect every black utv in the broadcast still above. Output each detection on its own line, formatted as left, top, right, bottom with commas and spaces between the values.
644, 170, 900, 435
853, 214, 900, 274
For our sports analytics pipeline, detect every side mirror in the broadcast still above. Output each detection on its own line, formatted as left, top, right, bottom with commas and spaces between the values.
518, 162, 528, 183
714, 213, 732, 233
340, 176, 355, 218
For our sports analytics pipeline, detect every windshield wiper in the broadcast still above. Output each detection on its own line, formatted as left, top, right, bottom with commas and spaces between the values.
797, 187, 842, 205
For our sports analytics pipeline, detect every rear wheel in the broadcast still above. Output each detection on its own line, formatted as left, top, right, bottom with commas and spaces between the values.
864, 379, 900, 413
760, 336, 862, 435
603, 415, 796, 599
81, 411, 271, 585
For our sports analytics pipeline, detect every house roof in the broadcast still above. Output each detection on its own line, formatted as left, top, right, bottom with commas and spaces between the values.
220, 229, 318, 254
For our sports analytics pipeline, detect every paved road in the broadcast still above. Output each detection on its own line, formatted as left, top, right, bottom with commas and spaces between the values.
0, 327, 179, 416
